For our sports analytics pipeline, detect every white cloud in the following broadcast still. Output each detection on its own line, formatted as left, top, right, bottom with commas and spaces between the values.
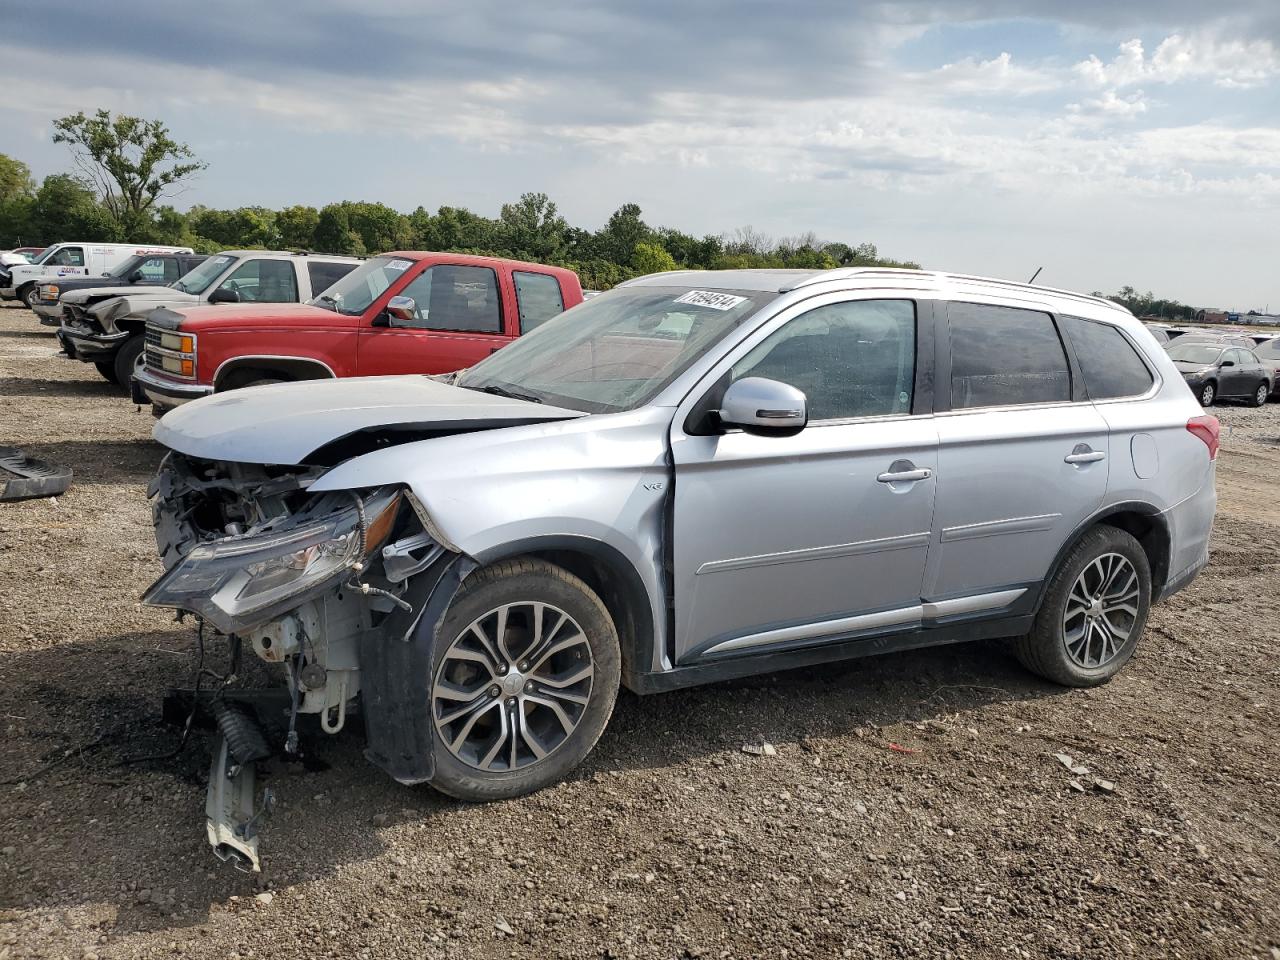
1075, 33, 1280, 90
923, 51, 1062, 96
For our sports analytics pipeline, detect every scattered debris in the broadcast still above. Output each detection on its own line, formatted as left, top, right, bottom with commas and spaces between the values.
494, 917, 515, 937
1093, 779, 1116, 794
254, 892, 274, 905
0, 446, 72, 501
741, 742, 776, 757
371, 812, 390, 827
887, 743, 919, 755
1054, 752, 1091, 776
1068, 780, 1086, 793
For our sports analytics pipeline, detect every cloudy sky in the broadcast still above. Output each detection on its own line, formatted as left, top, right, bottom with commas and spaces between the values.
2, 1, 1278, 308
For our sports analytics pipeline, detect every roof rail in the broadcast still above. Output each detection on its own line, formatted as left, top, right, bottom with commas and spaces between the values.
786, 267, 1129, 315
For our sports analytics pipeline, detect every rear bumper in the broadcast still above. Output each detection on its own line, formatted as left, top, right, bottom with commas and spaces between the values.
1157, 462, 1217, 601
133, 366, 211, 410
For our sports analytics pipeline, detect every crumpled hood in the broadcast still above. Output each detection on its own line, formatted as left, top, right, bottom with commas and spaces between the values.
63, 286, 196, 307
153, 375, 585, 465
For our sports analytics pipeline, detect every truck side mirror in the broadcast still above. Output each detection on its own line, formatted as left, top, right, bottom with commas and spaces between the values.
383, 296, 417, 327
129, 269, 144, 283
208, 287, 240, 305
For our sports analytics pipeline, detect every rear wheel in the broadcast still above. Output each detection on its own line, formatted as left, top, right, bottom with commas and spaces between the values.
1014, 525, 1151, 687
94, 361, 119, 384
427, 558, 620, 802
1249, 382, 1269, 407
112, 334, 145, 391
1197, 381, 1216, 407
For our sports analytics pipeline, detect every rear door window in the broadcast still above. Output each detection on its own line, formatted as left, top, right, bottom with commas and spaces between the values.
1060, 316, 1153, 399
135, 256, 173, 283
947, 302, 1070, 409
513, 271, 566, 333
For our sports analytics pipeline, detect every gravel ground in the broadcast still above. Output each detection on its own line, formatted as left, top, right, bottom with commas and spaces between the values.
1, 301, 1278, 960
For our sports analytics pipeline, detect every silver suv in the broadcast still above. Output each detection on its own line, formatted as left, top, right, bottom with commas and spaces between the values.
144, 268, 1217, 869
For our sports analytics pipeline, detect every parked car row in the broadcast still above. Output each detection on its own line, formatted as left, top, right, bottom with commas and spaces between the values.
1142, 321, 1279, 408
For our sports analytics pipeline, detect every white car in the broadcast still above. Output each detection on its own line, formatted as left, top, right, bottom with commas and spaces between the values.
1, 242, 193, 309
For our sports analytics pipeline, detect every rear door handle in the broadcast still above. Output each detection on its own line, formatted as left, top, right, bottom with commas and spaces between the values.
877, 467, 933, 483
1064, 450, 1106, 464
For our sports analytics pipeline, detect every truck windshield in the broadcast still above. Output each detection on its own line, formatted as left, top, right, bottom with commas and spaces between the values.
456, 285, 774, 413
174, 255, 235, 295
309, 256, 410, 315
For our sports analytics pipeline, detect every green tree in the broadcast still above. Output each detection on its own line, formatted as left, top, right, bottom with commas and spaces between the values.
277, 205, 320, 250
0, 154, 34, 205
498, 192, 568, 262
314, 203, 365, 255
631, 241, 677, 275
27, 174, 116, 243
595, 203, 652, 265
52, 109, 206, 234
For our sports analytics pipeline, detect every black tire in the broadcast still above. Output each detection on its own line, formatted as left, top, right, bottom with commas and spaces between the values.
21, 285, 39, 310
218, 373, 284, 392
94, 360, 119, 384
112, 334, 145, 391
427, 558, 620, 802
1197, 381, 1216, 407
1249, 381, 1269, 407
1014, 525, 1151, 688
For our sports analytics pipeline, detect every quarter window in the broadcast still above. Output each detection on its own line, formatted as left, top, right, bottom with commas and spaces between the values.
948, 302, 1070, 408
136, 257, 172, 283
395, 265, 502, 333
216, 258, 299, 303
731, 299, 916, 421
513, 271, 566, 333
1061, 315, 1153, 400
307, 260, 358, 296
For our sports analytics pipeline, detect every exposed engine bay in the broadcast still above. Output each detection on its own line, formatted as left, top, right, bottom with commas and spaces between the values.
145, 453, 456, 871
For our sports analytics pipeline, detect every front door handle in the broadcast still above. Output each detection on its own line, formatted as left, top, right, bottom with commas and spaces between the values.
877, 467, 933, 483
1064, 448, 1106, 465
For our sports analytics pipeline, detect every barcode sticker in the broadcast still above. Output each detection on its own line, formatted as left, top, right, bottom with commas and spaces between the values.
673, 290, 747, 311
385, 259, 412, 272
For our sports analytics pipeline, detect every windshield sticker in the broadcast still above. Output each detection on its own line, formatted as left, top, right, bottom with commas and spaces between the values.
385, 259, 411, 272
673, 290, 748, 311
210, 256, 232, 267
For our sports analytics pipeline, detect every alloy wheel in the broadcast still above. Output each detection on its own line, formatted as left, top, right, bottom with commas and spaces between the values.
432, 601, 595, 772
1200, 383, 1215, 406
1062, 553, 1140, 669
1257, 384, 1269, 406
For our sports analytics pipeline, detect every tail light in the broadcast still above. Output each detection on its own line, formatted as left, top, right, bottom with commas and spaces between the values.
1186, 415, 1220, 460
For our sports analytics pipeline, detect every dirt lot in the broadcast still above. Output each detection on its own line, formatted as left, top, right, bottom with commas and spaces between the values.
1, 301, 1277, 960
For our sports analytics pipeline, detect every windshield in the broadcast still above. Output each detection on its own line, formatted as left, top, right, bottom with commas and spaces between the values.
309, 256, 411, 315
30, 247, 55, 265
1167, 343, 1225, 364
1254, 338, 1280, 359
174, 254, 234, 295
455, 285, 776, 413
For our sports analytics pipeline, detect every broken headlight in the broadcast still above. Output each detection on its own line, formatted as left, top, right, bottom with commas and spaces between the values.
143, 488, 400, 633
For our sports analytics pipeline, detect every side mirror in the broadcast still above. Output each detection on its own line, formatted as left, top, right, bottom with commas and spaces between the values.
208, 286, 240, 305
718, 377, 807, 435
384, 295, 416, 327
128, 269, 144, 283
1220, 359, 1235, 367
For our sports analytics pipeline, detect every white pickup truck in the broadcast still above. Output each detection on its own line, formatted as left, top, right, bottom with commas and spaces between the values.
1, 242, 193, 309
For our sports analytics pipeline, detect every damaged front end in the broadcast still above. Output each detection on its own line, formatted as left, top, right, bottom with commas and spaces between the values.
144, 453, 468, 871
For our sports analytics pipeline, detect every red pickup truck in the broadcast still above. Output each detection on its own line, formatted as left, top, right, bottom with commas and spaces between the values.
132, 252, 583, 413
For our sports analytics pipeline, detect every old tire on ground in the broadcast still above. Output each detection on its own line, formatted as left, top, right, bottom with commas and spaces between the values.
1198, 382, 1216, 407
1249, 382, 1269, 407
112, 335, 145, 391
94, 361, 119, 384
427, 557, 620, 802
1014, 525, 1151, 688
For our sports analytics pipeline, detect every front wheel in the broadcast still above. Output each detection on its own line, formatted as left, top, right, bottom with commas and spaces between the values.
1013, 525, 1151, 687
1249, 382, 1269, 407
427, 558, 620, 802
21, 286, 39, 310
94, 360, 119, 384
1198, 382, 1216, 407
113, 334, 145, 391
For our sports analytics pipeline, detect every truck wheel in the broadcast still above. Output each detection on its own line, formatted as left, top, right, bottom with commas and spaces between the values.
427, 558, 620, 802
219, 373, 284, 392
21, 286, 39, 310
1013, 525, 1151, 688
112, 335, 145, 391
94, 361, 120, 384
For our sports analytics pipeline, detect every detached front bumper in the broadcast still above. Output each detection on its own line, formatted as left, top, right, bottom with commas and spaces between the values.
60, 323, 128, 361
133, 366, 211, 410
